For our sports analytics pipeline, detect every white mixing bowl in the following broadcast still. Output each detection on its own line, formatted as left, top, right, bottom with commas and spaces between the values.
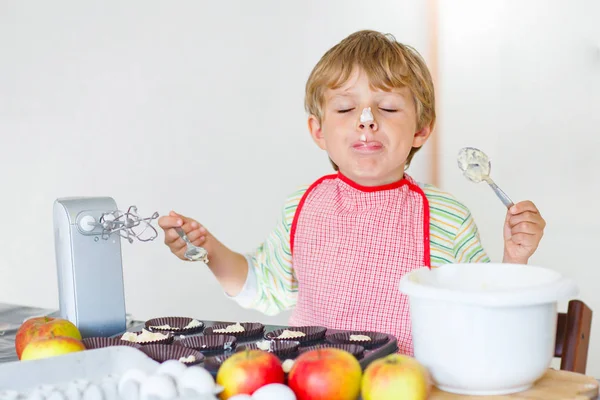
399, 263, 578, 395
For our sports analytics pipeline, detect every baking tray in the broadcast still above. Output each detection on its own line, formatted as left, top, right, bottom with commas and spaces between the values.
115, 319, 398, 377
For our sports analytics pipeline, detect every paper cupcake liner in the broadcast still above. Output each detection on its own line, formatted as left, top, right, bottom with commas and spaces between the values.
144, 317, 205, 334
203, 353, 234, 372
299, 343, 365, 359
264, 326, 327, 343
204, 322, 265, 339
119, 331, 174, 346
236, 340, 300, 358
325, 331, 389, 349
140, 344, 204, 366
175, 335, 237, 352
82, 337, 142, 350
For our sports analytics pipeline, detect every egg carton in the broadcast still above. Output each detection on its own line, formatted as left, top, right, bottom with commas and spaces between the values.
0, 346, 221, 400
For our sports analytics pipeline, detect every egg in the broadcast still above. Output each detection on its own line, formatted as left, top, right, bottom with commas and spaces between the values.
118, 368, 148, 396
139, 374, 178, 400
252, 383, 296, 400
190, 395, 220, 400
71, 380, 90, 392
82, 384, 104, 400
46, 391, 66, 400
177, 366, 215, 394
118, 379, 140, 400
36, 385, 56, 396
100, 376, 118, 399
0, 390, 20, 400
26, 389, 46, 400
228, 395, 253, 400
156, 360, 188, 379
63, 383, 81, 400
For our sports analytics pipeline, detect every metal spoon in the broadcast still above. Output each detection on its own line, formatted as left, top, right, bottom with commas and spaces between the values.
457, 147, 514, 209
175, 227, 209, 263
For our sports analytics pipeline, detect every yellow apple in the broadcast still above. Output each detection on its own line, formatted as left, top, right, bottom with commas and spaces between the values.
21, 335, 86, 361
15, 317, 82, 359
361, 353, 431, 400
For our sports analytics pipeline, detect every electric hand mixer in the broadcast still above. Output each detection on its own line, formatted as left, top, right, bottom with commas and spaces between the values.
53, 197, 159, 338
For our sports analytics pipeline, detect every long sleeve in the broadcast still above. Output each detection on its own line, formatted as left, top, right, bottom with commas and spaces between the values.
453, 212, 491, 263
227, 186, 308, 315
423, 184, 491, 265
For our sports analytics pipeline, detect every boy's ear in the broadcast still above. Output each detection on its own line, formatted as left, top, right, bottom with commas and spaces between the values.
412, 122, 433, 149
308, 115, 327, 150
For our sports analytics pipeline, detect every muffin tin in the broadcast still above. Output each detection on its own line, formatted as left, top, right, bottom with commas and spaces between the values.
111, 318, 398, 377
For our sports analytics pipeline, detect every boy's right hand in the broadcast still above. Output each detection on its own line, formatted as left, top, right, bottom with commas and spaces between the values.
158, 211, 210, 261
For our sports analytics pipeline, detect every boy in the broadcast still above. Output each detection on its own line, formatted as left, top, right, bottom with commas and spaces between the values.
158, 30, 545, 355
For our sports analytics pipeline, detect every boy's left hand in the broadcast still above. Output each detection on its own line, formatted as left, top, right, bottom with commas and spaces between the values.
503, 201, 546, 264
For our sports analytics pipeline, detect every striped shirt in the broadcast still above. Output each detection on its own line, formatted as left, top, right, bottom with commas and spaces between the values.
233, 181, 490, 315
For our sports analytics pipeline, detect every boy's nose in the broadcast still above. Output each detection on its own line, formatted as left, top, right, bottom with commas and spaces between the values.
358, 107, 378, 131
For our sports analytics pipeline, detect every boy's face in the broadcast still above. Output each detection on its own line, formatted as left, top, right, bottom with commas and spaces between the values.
308, 68, 431, 186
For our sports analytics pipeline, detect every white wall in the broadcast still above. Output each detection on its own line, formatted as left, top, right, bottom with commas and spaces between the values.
437, 0, 600, 376
0, 2, 427, 323
2, 0, 599, 377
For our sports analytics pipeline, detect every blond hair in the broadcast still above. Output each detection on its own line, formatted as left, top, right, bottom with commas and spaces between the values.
305, 30, 436, 169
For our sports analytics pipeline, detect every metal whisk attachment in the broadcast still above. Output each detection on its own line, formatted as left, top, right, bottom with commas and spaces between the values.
96, 205, 159, 243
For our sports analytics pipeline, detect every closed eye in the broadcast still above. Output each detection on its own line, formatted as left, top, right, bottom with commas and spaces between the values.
337, 108, 355, 113
380, 108, 397, 112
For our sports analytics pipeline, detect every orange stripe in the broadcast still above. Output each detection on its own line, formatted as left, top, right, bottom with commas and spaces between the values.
431, 216, 459, 230
429, 201, 467, 216
472, 252, 488, 263
456, 217, 474, 238
430, 233, 453, 246
459, 240, 477, 259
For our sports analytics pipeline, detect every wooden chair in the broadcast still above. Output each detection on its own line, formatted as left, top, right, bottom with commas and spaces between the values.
554, 300, 593, 374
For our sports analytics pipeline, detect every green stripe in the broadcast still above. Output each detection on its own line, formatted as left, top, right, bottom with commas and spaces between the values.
429, 240, 453, 252
429, 223, 456, 237
426, 194, 469, 210
429, 206, 464, 224
454, 232, 477, 256
431, 254, 453, 264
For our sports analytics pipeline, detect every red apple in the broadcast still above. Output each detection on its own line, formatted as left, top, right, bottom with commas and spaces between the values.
288, 348, 362, 400
361, 354, 431, 400
21, 335, 86, 360
15, 317, 82, 359
216, 349, 285, 399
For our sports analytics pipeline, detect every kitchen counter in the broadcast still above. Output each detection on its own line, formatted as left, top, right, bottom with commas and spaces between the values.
0, 302, 58, 363
1, 302, 598, 399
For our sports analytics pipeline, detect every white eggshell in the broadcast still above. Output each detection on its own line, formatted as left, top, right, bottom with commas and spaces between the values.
45, 391, 66, 400
100, 377, 118, 400
228, 395, 253, 400
71, 380, 90, 392
82, 384, 103, 400
156, 360, 188, 379
252, 384, 296, 400
139, 374, 178, 400
36, 386, 56, 396
63, 383, 81, 400
118, 369, 148, 395
0, 390, 20, 400
185, 395, 219, 400
118, 379, 139, 400
26, 389, 46, 400
177, 366, 215, 394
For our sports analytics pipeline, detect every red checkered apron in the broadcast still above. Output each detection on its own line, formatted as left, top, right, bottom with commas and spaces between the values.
288, 172, 430, 355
